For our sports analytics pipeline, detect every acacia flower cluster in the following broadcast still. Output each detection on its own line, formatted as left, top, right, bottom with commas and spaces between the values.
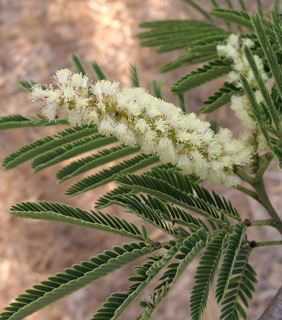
31, 69, 251, 186
217, 34, 267, 152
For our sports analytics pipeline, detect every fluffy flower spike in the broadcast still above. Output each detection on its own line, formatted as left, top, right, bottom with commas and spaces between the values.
217, 34, 268, 153
31, 69, 252, 186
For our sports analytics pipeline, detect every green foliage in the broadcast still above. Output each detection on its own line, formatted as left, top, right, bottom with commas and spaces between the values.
90, 61, 107, 80
114, 170, 239, 225
159, 51, 218, 73
151, 79, 164, 99
220, 247, 257, 320
129, 63, 141, 87
181, 0, 212, 21
56, 145, 139, 182
243, 46, 281, 133
251, 13, 282, 102
272, 145, 282, 168
171, 58, 232, 94
0, 242, 152, 320
0, 114, 68, 130
200, 82, 241, 113
138, 20, 227, 53
32, 133, 117, 172
1, 1, 282, 319
71, 53, 87, 75
216, 223, 246, 303
91, 256, 162, 320
210, 8, 253, 29
65, 154, 159, 197
3, 125, 97, 170
190, 231, 227, 320
10, 201, 148, 242
95, 186, 133, 209
138, 229, 208, 318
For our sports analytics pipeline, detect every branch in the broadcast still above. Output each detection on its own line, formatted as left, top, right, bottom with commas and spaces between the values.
253, 240, 282, 247
258, 286, 282, 320
245, 219, 280, 228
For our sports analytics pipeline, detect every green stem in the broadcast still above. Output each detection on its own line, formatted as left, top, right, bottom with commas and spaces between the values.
254, 240, 282, 247
248, 219, 279, 228
253, 179, 282, 234
255, 152, 274, 180
236, 167, 256, 184
235, 185, 260, 202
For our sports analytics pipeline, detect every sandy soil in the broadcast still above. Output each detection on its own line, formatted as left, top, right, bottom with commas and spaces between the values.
0, 1, 281, 319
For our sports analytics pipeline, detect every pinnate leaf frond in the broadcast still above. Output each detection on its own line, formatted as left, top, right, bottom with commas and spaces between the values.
215, 223, 246, 303
171, 58, 232, 94
115, 172, 233, 226
190, 230, 228, 320
200, 82, 241, 114
65, 154, 159, 197
56, 145, 139, 182
210, 8, 253, 29
0, 114, 68, 130
31, 133, 117, 172
138, 229, 208, 318
220, 247, 257, 320
10, 201, 148, 241
113, 194, 182, 237
2, 125, 97, 170
0, 242, 152, 320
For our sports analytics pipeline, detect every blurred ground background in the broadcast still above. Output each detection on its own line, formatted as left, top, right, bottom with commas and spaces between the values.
0, 0, 281, 319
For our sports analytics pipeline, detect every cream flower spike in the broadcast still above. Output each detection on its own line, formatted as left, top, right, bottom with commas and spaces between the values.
31, 69, 252, 187
217, 34, 268, 153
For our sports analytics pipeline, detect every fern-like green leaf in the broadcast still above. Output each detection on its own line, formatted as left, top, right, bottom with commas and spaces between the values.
215, 223, 246, 303
94, 164, 179, 209
240, 75, 271, 146
190, 231, 227, 320
220, 247, 257, 320
70, 54, 87, 76
181, 0, 212, 21
91, 243, 181, 320
137, 20, 218, 38
2, 126, 97, 170
90, 61, 107, 80
10, 201, 147, 242
177, 93, 188, 113
171, 58, 232, 94
16, 80, 33, 92
115, 172, 234, 226
244, 46, 281, 134
270, 8, 282, 51
0, 242, 153, 320
200, 82, 241, 113
272, 145, 282, 168
65, 154, 159, 197
113, 194, 181, 237
210, 8, 253, 29
31, 134, 117, 172
159, 52, 218, 73
95, 186, 133, 209
251, 13, 282, 103
151, 79, 164, 99
137, 194, 207, 232
91, 257, 162, 320
138, 20, 227, 53
189, 35, 229, 54
139, 229, 208, 319
237, 0, 247, 11
129, 64, 140, 87
0, 114, 68, 130
56, 145, 139, 182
